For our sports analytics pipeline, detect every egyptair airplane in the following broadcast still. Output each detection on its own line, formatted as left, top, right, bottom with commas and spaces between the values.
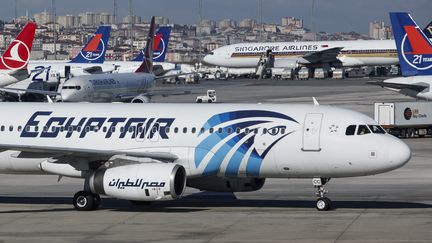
369, 13, 432, 100
0, 101, 411, 211
0, 22, 36, 87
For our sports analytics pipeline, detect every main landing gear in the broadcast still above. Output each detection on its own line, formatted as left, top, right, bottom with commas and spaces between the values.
73, 191, 101, 211
313, 178, 331, 211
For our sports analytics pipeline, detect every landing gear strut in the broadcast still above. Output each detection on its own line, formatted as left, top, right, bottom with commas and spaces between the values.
73, 191, 101, 211
313, 178, 331, 211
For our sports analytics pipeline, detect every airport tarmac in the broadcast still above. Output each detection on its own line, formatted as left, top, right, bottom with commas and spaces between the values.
1, 78, 432, 243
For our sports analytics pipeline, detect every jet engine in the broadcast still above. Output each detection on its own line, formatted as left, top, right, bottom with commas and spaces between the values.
131, 95, 151, 103
187, 177, 265, 192
89, 163, 186, 201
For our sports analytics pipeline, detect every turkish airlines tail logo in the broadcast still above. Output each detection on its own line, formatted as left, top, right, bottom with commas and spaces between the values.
390, 12, 432, 76
0, 22, 36, 70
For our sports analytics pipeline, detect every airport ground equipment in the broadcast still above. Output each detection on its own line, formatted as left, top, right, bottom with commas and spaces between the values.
196, 89, 216, 103
374, 102, 432, 138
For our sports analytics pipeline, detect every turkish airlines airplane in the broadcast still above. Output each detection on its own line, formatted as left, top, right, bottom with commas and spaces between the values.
0, 22, 36, 87
370, 13, 432, 100
14, 18, 186, 103
0, 102, 411, 211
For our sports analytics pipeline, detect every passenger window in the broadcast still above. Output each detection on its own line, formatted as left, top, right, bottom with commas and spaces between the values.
0, 125, 4, 132
9, 126, 13, 132
357, 125, 371, 135
103, 127, 107, 133
235, 127, 241, 134
183, 127, 187, 133
152, 127, 158, 133
368, 125, 386, 134
263, 128, 267, 134
111, 126, 116, 133
165, 127, 170, 134
227, 127, 232, 134
345, 125, 356, 135
200, 128, 205, 133
17, 126, 22, 132
281, 127, 286, 134
245, 128, 250, 134
191, 127, 196, 134
209, 128, 214, 133
174, 127, 179, 133
218, 128, 223, 133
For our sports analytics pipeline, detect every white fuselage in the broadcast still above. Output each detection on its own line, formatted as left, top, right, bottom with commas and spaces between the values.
28, 60, 117, 78
60, 72, 156, 102
0, 103, 410, 179
204, 40, 398, 68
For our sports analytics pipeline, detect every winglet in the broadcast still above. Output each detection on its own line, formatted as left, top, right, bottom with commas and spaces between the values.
312, 97, 319, 106
0, 21, 36, 70
69, 25, 111, 64
135, 17, 155, 73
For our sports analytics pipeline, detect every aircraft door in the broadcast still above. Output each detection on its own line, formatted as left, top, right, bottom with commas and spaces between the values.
302, 113, 323, 151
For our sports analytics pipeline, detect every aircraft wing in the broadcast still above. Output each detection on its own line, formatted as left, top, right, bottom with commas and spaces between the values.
0, 144, 179, 162
302, 47, 344, 64
154, 72, 199, 81
8, 68, 30, 80
0, 87, 60, 96
367, 80, 428, 92
83, 66, 104, 74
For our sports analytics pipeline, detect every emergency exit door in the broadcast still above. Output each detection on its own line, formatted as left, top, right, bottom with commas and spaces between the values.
302, 113, 323, 151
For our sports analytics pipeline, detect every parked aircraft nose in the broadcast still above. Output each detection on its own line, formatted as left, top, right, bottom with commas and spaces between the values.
388, 139, 411, 169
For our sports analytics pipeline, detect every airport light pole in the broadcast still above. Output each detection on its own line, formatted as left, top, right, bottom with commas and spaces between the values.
198, 0, 202, 64
52, 0, 57, 60
129, 0, 133, 59
259, 0, 263, 42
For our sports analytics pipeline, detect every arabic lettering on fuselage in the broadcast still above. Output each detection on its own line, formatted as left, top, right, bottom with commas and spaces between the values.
108, 178, 166, 190
234, 44, 319, 53
20, 111, 174, 139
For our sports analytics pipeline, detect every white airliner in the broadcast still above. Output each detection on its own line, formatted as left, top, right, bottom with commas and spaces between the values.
204, 40, 398, 69
370, 13, 432, 100
0, 102, 410, 211
0, 22, 36, 87
9, 17, 189, 103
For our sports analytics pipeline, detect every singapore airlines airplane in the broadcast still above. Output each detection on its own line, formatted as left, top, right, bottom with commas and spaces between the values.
370, 13, 432, 100
0, 102, 410, 211
0, 22, 36, 87
203, 39, 398, 69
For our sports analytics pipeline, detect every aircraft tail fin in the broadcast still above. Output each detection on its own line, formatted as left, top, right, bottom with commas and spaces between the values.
390, 12, 432, 76
132, 26, 171, 62
0, 21, 36, 70
69, 25, 111, 64
136, 17, 155, 73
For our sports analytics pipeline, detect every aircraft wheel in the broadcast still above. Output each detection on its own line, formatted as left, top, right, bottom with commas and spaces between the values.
316, 197, 331, 211
73, 191, 97, 211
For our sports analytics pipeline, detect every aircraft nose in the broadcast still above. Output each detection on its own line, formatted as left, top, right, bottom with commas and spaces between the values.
203, 55, 211, 65
389, 139, 411, 169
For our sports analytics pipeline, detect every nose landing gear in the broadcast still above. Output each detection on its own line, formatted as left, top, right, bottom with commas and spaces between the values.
313, 178, 331, 211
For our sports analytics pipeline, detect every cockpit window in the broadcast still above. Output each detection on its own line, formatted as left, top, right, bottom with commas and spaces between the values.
208, 52, 214, 55
357, 125, 371, 135
345, 125, 356, 135
368, 125, 386, 134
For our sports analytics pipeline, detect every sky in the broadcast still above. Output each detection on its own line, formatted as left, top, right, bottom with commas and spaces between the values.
4, 0, 431, 34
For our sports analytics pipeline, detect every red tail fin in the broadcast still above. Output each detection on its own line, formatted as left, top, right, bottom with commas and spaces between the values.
136, 17, 155, 73
0, 22, 36, 70
404, 26, 432, 54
